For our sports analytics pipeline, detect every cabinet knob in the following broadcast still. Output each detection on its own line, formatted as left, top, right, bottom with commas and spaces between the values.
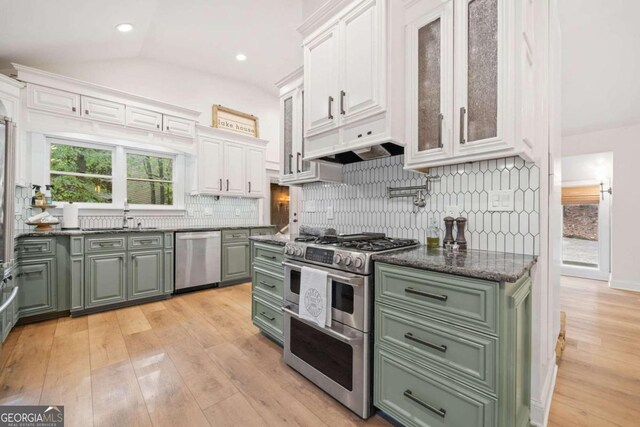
156, 124, 160, 129
85, 109, 89, 115
72, 107, 76, 112
166, 125, 170, 131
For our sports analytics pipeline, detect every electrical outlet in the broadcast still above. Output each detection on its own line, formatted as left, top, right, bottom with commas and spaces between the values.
488, 190, 514, 212
204, 208, 213, 216
327, 206, 334, 220
235, 209, 240, 217
444, 205, 460, 218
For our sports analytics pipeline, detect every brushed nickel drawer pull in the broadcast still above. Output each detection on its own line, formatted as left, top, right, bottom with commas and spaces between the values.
98, 242, 117, 247
259, 281, 276, 289
260, 255, 277, 260
404, 390, 446, 418
405, 287, 448, 302
22, 246, 43, 252
259, 312, 276, 321
405, 332, 447, 353
137, 240, 156, 244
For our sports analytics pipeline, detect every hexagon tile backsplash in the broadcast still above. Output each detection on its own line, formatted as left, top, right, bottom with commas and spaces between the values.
301, 155, 540, 255
14, 189, 260, 230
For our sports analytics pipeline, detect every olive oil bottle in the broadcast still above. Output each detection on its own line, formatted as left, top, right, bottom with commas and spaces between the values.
426, 218, 441, 249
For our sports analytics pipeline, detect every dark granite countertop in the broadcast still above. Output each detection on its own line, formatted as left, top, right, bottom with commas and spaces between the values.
372, 246, 537, 282
15, 225, 276, 239
249, 234, 296, 246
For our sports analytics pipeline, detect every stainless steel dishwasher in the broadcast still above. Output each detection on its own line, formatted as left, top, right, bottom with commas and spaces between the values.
175, 231, 221, 292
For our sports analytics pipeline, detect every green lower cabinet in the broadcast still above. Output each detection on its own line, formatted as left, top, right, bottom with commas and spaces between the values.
251, 294, 284, 344
18, 258, 57, 318
222, 241, 251, 283
85, 252, 127, 309
164, 250, 174, 294
1, 274, 18, 341
375, 348, 496, 427
128, 250, 163, 300
374, 263, 532, 427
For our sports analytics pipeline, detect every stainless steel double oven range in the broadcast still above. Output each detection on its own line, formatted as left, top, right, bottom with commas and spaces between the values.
282, 233, 418, 419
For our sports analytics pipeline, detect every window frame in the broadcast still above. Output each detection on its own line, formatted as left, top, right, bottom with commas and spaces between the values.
45, 137, 185, 212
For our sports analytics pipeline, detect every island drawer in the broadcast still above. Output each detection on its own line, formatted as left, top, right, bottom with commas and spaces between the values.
253, 242, 284, 267
252, 295, 284, 340
252, 265, 284, 302
376, 305, 497, 394
374, 349, 496, 427
375, 263, 498, 335
250, 227, 275, 236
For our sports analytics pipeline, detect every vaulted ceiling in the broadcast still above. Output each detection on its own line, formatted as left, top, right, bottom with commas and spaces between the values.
0, 0, 304, 94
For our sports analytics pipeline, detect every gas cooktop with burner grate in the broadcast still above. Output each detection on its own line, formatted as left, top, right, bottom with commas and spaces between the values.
287, 233, 419, 274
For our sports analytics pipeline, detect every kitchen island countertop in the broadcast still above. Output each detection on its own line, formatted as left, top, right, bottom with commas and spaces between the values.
372, 245, 537, 282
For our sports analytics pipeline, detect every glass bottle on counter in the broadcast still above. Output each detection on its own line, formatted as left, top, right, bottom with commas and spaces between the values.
426, 218, 441, 249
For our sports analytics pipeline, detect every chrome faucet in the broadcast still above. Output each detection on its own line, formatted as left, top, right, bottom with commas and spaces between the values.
123, 201, 133, 229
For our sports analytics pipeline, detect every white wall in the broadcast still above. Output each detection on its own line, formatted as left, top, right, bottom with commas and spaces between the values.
564, 123, 640, 291
34, 57, 282, 170
562, 152, 612, 185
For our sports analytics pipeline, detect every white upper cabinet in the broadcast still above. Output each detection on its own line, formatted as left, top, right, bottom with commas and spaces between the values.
246, 147, 265, 197
198, 137, 224, 194
126, 107, 163, 131
163, 115, 195, 138
27, 85, 80, 117
304, 26, 340, 135
300, 0, 404, 162
194, 128, 267, 198
341, 0, 384, 120
404, 0, 536, 170
453, 0, 511, 156
223, 142, 247, 196
276, 68, 342, 185
80, 96, 125, 125
405, 0, 454, 167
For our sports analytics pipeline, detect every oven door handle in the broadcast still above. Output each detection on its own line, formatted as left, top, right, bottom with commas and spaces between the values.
283, 305, 360, 343
282, 260, 364, 286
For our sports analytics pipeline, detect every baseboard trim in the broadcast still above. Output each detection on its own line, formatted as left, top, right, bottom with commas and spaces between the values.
530, 363, 558, 426
609, 279, 640, 292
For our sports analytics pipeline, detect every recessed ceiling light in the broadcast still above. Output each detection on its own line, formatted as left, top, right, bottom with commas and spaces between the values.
236, 53, 247, 61
116, 23, 134, 33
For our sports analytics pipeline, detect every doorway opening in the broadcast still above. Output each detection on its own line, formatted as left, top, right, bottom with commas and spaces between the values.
270, 183, 290, 233
561, 153, 612, 281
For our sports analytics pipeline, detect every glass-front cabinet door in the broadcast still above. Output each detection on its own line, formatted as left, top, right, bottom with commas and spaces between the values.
454, 0, 512, 156
404, 0, 454, 168
280, 91, 295, 178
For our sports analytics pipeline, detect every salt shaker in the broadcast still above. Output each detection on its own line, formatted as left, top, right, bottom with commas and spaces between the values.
443, 216, 455, 248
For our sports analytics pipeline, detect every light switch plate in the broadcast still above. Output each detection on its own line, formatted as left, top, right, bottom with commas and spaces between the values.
488, 190, 514, 212
235, 209, 240, 216
445, 205, 460, 218
327, 206, 334, 220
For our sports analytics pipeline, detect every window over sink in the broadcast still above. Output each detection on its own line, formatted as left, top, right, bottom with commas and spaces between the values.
46, 138, 183, 210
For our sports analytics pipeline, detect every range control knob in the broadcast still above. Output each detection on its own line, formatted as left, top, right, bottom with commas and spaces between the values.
285, 246, 294, 255
344, 256, 353, 266
294, 248, 303, 257
354, 257, 364, 269
334, 254, 343, 264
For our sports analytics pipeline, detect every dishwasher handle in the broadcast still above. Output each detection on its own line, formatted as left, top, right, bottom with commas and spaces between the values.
176, 232, 221, 240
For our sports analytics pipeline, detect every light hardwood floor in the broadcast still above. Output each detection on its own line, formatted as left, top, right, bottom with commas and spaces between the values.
548, 276, 640, 427
0, 284, 390, 427
1, 277, 637, 426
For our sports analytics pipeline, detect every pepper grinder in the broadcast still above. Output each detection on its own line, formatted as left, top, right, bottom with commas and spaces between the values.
443, 216, 455, 248
455, 217, 468, 250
